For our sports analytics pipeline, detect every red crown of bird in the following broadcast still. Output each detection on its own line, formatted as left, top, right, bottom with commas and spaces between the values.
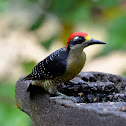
66, 32, 88, 47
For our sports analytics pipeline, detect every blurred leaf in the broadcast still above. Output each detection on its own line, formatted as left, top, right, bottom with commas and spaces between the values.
26, 0, 37, 2
0, 0, 7, 13
50, 0, 75, 15
29, 15, 45, 31
0, 84, 32, 126
99, 16, 126, 56
22, 61, 36, 74
102, 6, 124, 21
61, 1, 92, 24
41, 35, 57, 50
0, 83, 15, 99
95, 0, 119, 8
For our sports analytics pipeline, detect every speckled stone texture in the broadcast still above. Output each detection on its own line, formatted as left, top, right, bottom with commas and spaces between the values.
15, 72, 126, 126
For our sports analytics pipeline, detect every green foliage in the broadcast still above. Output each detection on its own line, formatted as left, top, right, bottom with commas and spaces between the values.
62, 1, 92, 24
0, 84, 32, 126
95, 0, 119, 8
41, 35, 57, 50
50, 0, 75, 15
22, 61, 36, 74
100, 16, 126, 55
26, 0, 37, 2
29, 15, 45, 31
0, 0, 7, 12
49, 0, 92, 24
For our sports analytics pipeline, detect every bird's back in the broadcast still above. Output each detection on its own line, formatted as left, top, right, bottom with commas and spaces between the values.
27, 47, 69, 80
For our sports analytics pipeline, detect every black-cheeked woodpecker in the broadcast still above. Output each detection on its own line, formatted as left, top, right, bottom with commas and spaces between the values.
23, 32, 106, 101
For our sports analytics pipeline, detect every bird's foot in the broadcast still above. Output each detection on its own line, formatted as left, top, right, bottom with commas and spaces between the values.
49, 92, 78, 103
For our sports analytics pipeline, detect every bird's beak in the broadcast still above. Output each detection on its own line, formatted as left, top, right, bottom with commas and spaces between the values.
85, 38, 106, 47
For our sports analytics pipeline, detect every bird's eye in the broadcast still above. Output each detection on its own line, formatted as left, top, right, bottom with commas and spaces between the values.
74, 36, 85, 44
71, 36, 85, 46
78, 37, 85, 43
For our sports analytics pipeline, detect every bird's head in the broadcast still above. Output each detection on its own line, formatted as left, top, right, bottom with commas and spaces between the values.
66, 32, 106, 50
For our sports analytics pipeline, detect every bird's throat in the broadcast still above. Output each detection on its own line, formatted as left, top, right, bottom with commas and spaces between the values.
59, 49, 86, 82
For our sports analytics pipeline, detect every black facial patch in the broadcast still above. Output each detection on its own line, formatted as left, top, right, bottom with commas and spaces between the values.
69, 36, 85, 46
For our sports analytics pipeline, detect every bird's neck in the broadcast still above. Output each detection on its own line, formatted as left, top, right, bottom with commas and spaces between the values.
69, 48, 85, 60
66, 45, 85, 55
62, 47, 86, 82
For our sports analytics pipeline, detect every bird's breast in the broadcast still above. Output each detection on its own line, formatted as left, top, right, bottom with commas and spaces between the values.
59, 51, 86, 82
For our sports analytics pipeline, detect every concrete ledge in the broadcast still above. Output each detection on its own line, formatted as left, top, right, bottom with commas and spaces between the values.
15, 72, 126, 126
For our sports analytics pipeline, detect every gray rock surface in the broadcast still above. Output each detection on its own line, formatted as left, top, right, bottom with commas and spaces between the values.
15, 72, 126, 126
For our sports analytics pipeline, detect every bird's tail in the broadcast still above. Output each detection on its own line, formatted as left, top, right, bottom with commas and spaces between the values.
21, 74, 33, 81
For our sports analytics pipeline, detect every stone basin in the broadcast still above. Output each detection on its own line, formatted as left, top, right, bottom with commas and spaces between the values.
15, 72, 126, 126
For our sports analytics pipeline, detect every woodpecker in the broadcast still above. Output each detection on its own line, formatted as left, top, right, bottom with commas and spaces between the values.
23, 32, 106, 100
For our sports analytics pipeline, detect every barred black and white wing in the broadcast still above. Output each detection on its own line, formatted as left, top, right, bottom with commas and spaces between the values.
25, 47, 69, 80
